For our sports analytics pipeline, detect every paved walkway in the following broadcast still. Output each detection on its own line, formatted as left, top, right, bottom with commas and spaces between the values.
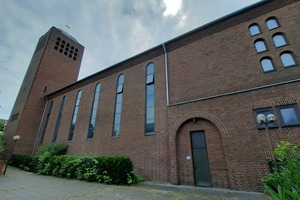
0, 167, 270, 200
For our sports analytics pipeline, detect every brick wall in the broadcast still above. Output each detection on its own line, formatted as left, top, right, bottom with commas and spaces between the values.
42, 55, 170, 182
4, 27, 84, 158
8, 0, 300, 192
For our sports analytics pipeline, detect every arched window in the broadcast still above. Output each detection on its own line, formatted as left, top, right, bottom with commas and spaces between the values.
272, 33, 287, 47
280, 52, 297, 68
248, 24, 261, 36
260, 57, 275, 72
113, 74, 125, 137
52, 96, 66, 142
145, 63, 155, 134
87, 83, 101, 139
254, 39, 268, 53
68, 90, 82, 141
266, 17, 280, 30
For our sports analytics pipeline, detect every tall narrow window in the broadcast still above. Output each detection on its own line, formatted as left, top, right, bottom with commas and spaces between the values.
145, 63, 155, 134
40, 101, 53, 144
266, 17, 279, 30
68, 90, 82, 141
260, 57, 275, 72
87, 83, 101, 139
280, 52, 297, 68
248, 24, 261, 36
273, 33, 287, 47
113, 74, 124, 137
52, 96, 66, 142
254, 39, 268, 53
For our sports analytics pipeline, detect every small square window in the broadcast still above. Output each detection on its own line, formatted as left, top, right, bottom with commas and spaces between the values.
254, 108, 278, 129
277, 105, 300, 127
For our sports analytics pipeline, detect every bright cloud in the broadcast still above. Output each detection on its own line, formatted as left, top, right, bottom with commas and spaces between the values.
163, 0, 182, 16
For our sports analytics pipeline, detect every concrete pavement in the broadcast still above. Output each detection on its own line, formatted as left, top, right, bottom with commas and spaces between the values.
0, 167, 270, 200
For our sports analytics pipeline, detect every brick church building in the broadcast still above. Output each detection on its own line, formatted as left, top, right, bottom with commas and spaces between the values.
4, 0, 300, 191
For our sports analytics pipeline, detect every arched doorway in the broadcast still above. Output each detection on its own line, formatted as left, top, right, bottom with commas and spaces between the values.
173, 115, 229, 188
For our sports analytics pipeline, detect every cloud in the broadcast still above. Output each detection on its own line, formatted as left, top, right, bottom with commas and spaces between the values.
0, 0, 260, 119
163, 0, 182, 16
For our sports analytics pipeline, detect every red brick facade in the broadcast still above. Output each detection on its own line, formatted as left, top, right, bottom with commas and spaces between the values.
4, 27, 84, 158
4, 0, 300, 192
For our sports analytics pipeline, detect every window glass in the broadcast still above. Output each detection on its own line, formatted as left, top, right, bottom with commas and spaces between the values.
273, 34, 287, 47
89, 120, 95, 129
249, 24, 261, 36
113, 74, 124, 137
87, 84, 101, 139
145, 121, 154, 133
117, 84, 123, 93
280, 52, 297, 67
77, 90, 82, 98
74, 107, 79, 115
116, 93, 123, 103
145, 63, 155, 134
147, 84, 154, 95
147, 95, 154, 107
115, 103, 122, 113
68, 90, 82, 141
53, 96, 66, 142
146, 74, 154, 84
114, 113, 121, 124
113, 125, 120, 136
146, 107, 154, 119
72, 114, 78, 124
266, 18, 279, 30
260, 58, 275, 72
91, 109, 97, 118
254, 40, 267, 53
147, 63, 154, 74
278, 106, 300, 126
40, 101, 53, 143
118, 74, 125, 84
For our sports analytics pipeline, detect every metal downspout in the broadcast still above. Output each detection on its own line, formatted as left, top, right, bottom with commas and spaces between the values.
162, 43, 170, 106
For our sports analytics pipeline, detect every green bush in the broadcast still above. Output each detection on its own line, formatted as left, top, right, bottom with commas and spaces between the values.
38, 143, 68, 155
9, 154, 38, 173
10, 153, 142, 185
58, 154, 81, 178
262, 141, 300, 200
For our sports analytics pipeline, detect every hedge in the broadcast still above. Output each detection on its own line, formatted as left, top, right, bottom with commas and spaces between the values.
10, 154, 38, 173
9, 153, 142, 185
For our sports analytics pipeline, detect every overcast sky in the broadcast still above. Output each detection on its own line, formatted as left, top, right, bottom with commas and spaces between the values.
0, 0, 260, 120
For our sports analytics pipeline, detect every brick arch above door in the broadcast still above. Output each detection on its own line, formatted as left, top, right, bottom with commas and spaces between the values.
168, 111, 229, 185
170, 111, 229, 140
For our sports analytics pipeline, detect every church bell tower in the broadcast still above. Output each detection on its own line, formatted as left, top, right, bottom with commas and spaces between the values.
3, 27, 84, 158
